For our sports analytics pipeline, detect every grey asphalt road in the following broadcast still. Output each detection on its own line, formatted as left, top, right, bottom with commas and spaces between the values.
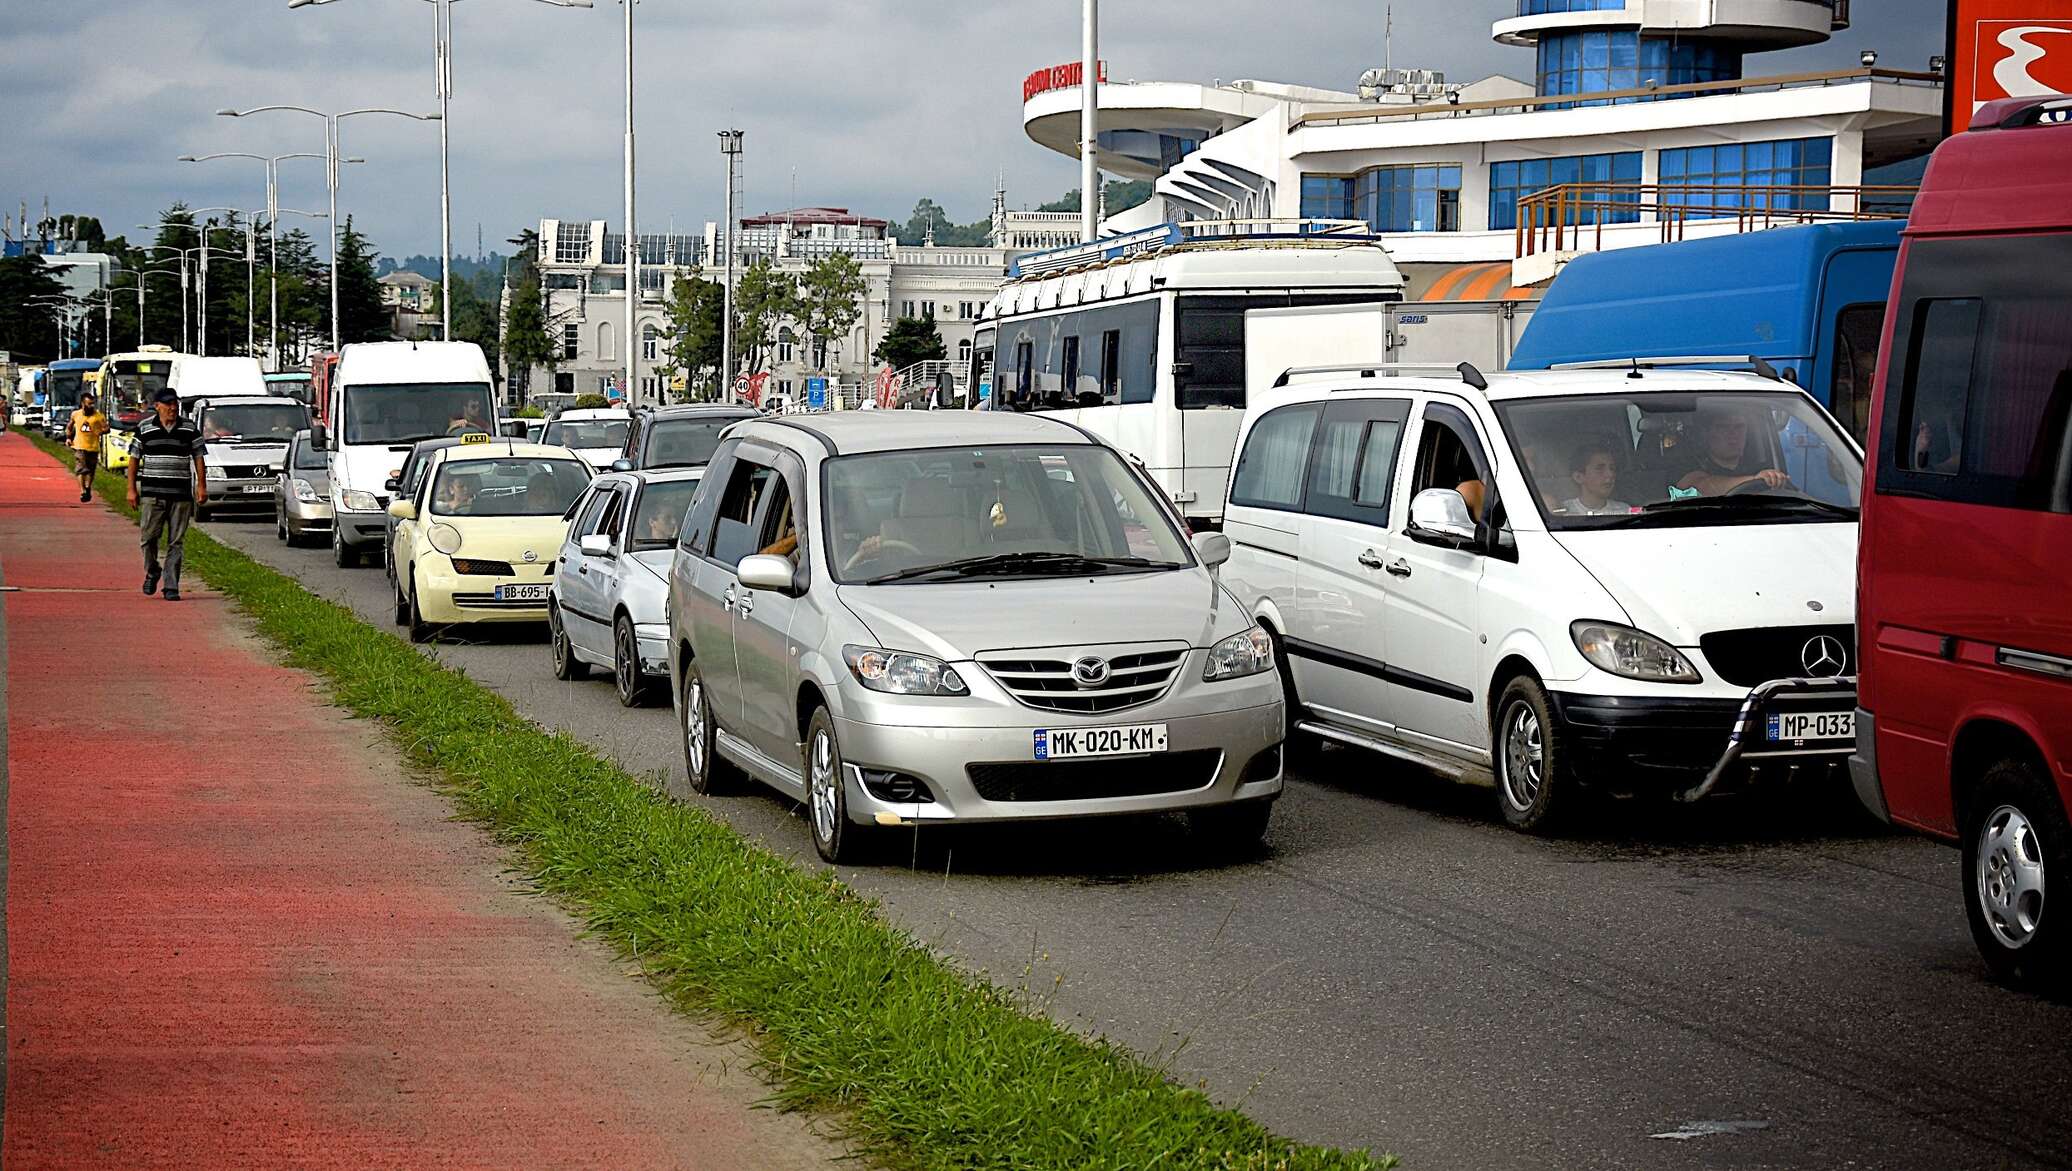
205, 512, 2072, 1171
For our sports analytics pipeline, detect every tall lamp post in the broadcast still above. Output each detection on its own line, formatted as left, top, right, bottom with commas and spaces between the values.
622, 0, 637, 408
1081, 0, 1099, 243
141, 208, 244, 355
178, 152, 355, 369
105, 267, 152, 350
285, 0, 592, 345
134, 243, 204, 352
718, 129, 742, 403
218, 104, 440, 353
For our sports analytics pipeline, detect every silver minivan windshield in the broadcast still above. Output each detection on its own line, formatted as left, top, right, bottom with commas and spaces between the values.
342, 382, 496, 445
823, 444, 1194, 584
1493, 390, 1862, 530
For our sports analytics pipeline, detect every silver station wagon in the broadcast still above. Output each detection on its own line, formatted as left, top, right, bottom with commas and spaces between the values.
666, 412, 1286, 863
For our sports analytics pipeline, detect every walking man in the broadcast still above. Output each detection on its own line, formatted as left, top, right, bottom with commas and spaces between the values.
126, 389, 208, 601
66, 390, 111, 503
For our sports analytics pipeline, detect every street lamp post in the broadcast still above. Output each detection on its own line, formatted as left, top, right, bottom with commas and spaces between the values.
219, 104, 441, 354
622, 0, 637, 408
719, 129, 742, 403
178, 152, 350, 369
1081, 0, 1099, 243
106, 267, 150, 349
135, 242, 202, 352
286, 0, 592, 346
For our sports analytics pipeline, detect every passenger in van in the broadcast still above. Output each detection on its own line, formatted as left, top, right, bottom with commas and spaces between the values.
760, 497, 799, 561
1676, 409, 1788, 496
1559, 440, 1633, 516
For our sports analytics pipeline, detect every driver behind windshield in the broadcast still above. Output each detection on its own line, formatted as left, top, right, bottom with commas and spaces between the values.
1677, 408, 1789, 497
1560, 439, 1632, 516
436, 474, 479, 515
448, 397, 492, 436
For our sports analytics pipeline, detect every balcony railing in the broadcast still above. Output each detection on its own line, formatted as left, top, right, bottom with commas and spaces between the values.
1297, 66, 1938, 128
1515, 182, 1918, 257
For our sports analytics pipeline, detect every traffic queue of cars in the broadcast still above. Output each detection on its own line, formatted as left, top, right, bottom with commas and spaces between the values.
239, 98, 2064, 992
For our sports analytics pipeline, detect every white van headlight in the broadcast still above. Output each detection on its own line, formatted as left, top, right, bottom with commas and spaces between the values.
341, 489, 381, 512
843, 646, 968, 696
1570, 621, 1701, 683
1203, 625, 1275, 682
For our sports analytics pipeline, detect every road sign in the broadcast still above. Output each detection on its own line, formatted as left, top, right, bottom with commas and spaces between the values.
806, 377, 828, 410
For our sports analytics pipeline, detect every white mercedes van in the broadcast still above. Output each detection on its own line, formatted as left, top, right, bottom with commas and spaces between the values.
309, 341, 497, 567
1220, 362, 1863, 830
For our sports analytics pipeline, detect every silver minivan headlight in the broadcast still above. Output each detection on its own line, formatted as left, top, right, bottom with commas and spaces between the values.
1570, 620, 1701, 683
843, 646, 969, 696
1203, 625, 1274, 682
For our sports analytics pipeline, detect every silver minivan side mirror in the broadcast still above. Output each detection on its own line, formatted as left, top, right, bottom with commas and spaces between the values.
737, 553, 796, 592
1406, 488, 1477, 549
1192, 530, 1232, 569
579, 534, 612, 557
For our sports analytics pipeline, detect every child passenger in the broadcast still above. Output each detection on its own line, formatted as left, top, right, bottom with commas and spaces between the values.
1560, 440, 1633, 516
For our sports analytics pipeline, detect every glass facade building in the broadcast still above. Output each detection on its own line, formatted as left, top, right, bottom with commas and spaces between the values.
1301, 164, 1464, 233
1489, 152, 1642, 230
1535, 31, 1742, 101
1659, 137, 1834, 211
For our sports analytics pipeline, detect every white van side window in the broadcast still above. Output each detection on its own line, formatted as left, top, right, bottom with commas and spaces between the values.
1230, 404, 1321, 511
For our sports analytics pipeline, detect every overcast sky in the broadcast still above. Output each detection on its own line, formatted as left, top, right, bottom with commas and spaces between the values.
2, 0, 1945, 259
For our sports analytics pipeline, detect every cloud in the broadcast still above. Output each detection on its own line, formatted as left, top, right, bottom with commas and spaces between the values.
0, 0, 1947, 258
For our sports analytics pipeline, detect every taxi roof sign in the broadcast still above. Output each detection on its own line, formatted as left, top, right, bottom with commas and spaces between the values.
461, 431, 491, 444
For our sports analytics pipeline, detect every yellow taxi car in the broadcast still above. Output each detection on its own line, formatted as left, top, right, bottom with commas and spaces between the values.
387, 436, 593, 643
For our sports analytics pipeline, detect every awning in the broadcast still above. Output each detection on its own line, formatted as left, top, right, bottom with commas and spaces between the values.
1416, 261, 1545, 302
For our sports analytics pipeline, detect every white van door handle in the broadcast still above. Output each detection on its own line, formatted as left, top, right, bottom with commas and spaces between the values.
721, 586, 737, 612
1357, 548, 1385, 569
1385, 557, 1413, 578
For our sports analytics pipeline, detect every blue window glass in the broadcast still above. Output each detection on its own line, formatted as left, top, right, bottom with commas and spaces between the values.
1339, 163, 1462, 232
1301, 174, 1353, 220
1658, 136, 1834, 214
1489, 151, 1642, 230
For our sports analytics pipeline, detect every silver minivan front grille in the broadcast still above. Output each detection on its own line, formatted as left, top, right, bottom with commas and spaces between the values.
977, 645, 1189, 714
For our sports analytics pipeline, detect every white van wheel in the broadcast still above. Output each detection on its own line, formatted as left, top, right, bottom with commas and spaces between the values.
1494, 676, 1571, 833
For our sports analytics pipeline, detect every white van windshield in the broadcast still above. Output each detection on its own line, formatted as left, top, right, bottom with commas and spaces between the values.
1495, 390, 1861, 530
343, 383, 496, 445
201, 402, 308, 444
824, 444, 1193, 584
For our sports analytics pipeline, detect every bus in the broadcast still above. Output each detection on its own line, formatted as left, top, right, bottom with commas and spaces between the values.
973, 221, 1405, 527
40, 358, 102, 440
1852, 95, 2072, 990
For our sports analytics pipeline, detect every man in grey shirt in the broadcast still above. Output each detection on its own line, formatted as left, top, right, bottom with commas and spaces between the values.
125, 390, 209, 601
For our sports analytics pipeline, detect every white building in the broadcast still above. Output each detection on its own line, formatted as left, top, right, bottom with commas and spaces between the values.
1020, 0, 1943, 291
510, 209, 1008, 406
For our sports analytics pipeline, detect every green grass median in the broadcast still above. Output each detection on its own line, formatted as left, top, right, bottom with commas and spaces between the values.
29, 433, 1396, 1171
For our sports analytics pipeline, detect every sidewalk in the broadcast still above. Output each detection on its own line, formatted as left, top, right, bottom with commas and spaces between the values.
0, 432, 843, 1169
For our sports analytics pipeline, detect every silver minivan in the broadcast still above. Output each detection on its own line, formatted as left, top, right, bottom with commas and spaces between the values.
666, 412, 1286, 863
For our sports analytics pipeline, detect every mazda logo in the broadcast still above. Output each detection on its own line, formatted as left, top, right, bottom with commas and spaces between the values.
1801, 635, 1848, 678
1071, 656, 1111, 688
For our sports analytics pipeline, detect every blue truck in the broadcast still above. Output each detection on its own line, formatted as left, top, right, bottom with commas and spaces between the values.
1507, 220, 1901, 446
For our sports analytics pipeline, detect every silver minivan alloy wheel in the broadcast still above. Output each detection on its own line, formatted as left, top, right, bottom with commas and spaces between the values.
683, 676, 707, 782
809, 727, 838, 846
1979, 803, 2047, 950
615, 621, 637, 701
1501, 703, 1544, 814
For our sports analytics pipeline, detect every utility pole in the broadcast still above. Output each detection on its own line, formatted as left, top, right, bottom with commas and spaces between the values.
1081, 0, 1099, 243
622, 0, 638, 408
719, 129, 743, 403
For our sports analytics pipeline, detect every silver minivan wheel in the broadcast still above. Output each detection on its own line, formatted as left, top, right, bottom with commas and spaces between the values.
1500, 704, 1543, 814
683, 674, 708, 780
1978, 804, 2047, 950
809, 726, 838, 845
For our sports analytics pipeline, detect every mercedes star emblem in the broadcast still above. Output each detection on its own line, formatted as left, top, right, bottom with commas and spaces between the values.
1800, 635, 1847, 678
1071, 656, 1111, 688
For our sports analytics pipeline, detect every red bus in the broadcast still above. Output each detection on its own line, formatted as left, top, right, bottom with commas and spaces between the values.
1854, 95, 2072, 989
309, 351, 342, 426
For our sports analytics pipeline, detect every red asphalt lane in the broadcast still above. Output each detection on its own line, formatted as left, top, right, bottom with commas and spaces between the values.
0, 433, 840, 1170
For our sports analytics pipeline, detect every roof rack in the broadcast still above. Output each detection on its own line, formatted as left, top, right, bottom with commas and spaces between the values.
1272, 361, 1491, 390
1546, 354, 1785, 381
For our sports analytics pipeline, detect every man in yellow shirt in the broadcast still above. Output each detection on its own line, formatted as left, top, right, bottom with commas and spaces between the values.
66, 391, 112, 503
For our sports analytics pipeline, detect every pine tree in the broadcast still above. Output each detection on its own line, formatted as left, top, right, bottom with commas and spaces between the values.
333, 218, 388, 344
873, 315, 947, 370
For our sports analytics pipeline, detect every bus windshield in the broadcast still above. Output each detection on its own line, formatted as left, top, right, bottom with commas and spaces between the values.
342, 383, 496, 445
106, 360, 172, 420
47, 370, 88, 411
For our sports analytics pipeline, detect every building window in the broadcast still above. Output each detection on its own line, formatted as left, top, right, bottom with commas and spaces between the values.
902, 300, 916, 318
562, 322, 581, 361
1489, 152, 1642, 230
642, 323, 659, 362
554, 222, 588, 264
1659, 137, 1833, 213
812, 341, 827, 369
598, 320, 616, 362
921, 301, 936, 320
1535, 30, 1741, 101
960, 301, 975, 319
778, 327, 795, 365
1356, 164, 1463, 232
1517, 0, 1625, 12
1301, 174, 1354, 220
958, 337, 972, 364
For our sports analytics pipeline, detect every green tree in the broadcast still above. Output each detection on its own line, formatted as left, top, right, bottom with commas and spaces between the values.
733, 259, 798, 377
1036, 179, 1153, 215
272, 228, 328, 362
899, 198, 991, 247
333, 218, 388, 344
873, 315, 946, 370
501, 228, 555, 399
449, 269, 503, 376
572, 393, 611, 410
658, 271, 724, 399
0, 254, 69, 361
796, 252, 867, 374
